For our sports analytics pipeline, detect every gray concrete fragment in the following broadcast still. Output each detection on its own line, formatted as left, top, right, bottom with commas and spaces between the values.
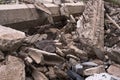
0, 56, 25, 80
25, 34, 47, 44
0, 3, 84, 25
0, 4, 39, 25
0, 65, 6, 80
108, 47, 120, 64
27, 48, 64, 65
84, 65, 106, 76
32, 70, 48, 80
0, 25, 26, 51
60, 2, 85, 16
28, 50, 43, 64
0, 51, 4, 61
46, 67, 57, 79
37, 67, 48, 73
107, 64, 120, 77
7, 56, 25, 80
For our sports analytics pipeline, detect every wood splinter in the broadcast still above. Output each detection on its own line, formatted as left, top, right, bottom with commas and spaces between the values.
106, 13, 120, 30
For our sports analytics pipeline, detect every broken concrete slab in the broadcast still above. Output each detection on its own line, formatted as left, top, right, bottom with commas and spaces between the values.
0, 3, 85, 25
83, 65, 106, 76
0, 25, 26, 51
69, 45, 88, 57
25, 34, 47, 44
54, 68, 69, 79
44, 2, 85, 16
32, 70, 48, 80
92, 46, 106, 61
85, 73, 120, 80
0, 56, 25, 80
27, 48, 64, 65
107, 47, 120, 64
46, 67, 57, 79
69, 58, 78, 66
0, 25, 25, 40
60, 2, 85, 16
0, 65, 7, 80
37, 66, 48, 73
25, 34, 41, 44
34, 2, 52, 15
7, 55, 25, 80
107, 64, 120, 77
69, 45, 87, 56
34, 40, 56, 53
0, 4, 40, 25
28, 50, 43, 64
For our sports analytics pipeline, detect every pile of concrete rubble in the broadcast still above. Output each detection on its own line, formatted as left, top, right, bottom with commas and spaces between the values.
0, 0, 120, 80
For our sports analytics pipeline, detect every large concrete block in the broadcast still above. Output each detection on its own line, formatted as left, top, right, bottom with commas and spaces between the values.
0, 3, 84, 25
0, 4, 39, 25
61, 2, 85, 15
0, 56, 25, 80
0, 25, 26, 51
7, 56, 25, 80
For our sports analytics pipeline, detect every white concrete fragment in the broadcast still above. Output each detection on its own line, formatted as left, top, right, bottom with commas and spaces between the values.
84, 65, 106, 76
28, 50, 43, 64
85, 73, 120, 80
25, 56, 33, 63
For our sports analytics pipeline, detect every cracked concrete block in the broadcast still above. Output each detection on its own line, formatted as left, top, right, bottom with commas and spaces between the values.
0, 25, 25, 51
0, 55, 25, 80
107, 64, 120, 77
84, 65, 106, 76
